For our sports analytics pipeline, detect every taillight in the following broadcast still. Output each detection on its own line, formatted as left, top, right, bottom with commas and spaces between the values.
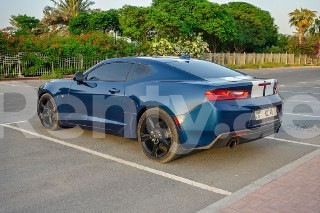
205, 90, 249, 101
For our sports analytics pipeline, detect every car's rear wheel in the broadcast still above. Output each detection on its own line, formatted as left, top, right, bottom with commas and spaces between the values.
138, 108, 180, 163
38, 93, 60, 130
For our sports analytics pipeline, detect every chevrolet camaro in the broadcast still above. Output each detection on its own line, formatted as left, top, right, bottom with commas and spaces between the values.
37, 56, 283, 163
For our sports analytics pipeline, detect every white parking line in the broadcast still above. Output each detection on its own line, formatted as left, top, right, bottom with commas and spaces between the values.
286, 100, 320, 104
284, 112, 320, 118
0, 124, 232, 196
0, 84, 38, 89
280, 86, 320, 89
266, 137, 320, 148
0, 120, 27, 125
1, 84, 30, 87
280, 91, 320, 95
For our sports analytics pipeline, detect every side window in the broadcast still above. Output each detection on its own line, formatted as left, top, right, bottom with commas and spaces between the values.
87, 63, 132, 81
126, 64, 151, 81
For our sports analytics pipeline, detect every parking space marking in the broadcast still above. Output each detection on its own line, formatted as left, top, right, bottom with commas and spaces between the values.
280, 86, 320, 89
284, 112, 320, 118
0, 123, 232, 196
0, 120, 27, 125
0, 84, 39, 89
286, 100, 320, 104
0, 84, 29, 88
280, 91, 320, 95
266, 136, 320, 148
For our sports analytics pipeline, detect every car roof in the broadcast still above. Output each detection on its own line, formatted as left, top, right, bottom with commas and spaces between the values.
85, 56, 203, 81
104, 56, 195, 65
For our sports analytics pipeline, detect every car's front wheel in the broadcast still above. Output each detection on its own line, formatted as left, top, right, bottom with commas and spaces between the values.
38, 93, 60, 130
138, 108, 180, 163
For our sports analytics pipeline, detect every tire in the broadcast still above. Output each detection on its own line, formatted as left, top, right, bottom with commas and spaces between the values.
38, 93, 60, 131
137, 108, 180, 163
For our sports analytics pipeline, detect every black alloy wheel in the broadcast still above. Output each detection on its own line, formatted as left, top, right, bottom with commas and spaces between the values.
138, 108, 180, 163
38, 94, 59, 130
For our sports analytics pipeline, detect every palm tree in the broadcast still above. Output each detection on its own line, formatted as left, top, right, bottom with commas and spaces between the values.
43, 0, 94, 26
289, 8, 317, 45
309, 17, 320, 35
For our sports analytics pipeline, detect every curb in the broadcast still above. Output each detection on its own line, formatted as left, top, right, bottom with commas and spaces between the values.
198, 148, 320, 213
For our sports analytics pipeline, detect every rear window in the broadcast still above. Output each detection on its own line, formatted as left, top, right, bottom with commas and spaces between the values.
168, 60, 245, 79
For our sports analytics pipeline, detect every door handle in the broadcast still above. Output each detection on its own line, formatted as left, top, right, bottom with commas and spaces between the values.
109, 88, 120, 94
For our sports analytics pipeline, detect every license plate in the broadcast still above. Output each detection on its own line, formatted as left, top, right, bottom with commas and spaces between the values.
254, 107, 277, 120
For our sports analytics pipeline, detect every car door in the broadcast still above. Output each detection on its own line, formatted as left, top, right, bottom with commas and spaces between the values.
122, 63, 153, 138
68, 62, 132, 133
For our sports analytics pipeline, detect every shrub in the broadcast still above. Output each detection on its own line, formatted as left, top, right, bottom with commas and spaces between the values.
1, 32, 141, 58
151, 35, 209, 58
40, 71, 63, 80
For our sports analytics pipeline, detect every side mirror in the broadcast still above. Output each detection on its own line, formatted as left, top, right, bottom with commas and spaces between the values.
73, 72, 84, 83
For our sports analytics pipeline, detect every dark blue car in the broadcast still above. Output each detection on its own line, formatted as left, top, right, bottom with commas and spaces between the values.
38, 57, 283, 163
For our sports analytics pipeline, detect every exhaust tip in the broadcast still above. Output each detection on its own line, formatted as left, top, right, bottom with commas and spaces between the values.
227, 138, 240, 149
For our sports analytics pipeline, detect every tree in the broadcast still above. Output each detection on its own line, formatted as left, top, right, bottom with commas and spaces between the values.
69, 10, 121, 35
264, 34, 290, 53
120, 0, 236, 51
119, 6, 152, 42
191, 1, 236, 51
10, 15, 40, 35
287, 35, 318, 55
151, 0, 199, 38
42, 0, 94, 27
42, 5, 67, 27
88, 10, 120, 33
151, 0, 236, 51
68, 13, 90, 34
309, 17, 320, 35
309, 17, 320, 56
289, 8, 317, 45
222, 2, 278, 52
0, 31, 12, 52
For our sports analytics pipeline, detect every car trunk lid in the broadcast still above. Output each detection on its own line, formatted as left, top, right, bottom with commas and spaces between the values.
204, 76, 278, 98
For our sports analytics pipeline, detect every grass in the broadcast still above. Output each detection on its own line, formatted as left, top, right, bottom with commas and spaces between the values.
227, 62, 320, 69
40, 72, 63, 80
0, 74, 18, 80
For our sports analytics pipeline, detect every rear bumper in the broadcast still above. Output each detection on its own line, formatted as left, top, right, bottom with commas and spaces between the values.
195, 120, 282, 149
176, 94, 283, 148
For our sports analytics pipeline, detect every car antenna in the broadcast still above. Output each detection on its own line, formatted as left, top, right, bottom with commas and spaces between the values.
179, 54, 190, 60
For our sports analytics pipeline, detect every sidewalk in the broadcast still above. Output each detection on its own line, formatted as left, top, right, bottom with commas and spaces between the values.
222, 155, 320, 213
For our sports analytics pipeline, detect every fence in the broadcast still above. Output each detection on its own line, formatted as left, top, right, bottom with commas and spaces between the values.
202, 53, 319, 66
0, 53, 106, 77
0, 52, 319, 77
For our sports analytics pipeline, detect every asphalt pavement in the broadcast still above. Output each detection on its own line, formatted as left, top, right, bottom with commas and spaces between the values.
0, 67, 319, 212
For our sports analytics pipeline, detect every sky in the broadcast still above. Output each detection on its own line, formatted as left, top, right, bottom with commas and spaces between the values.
1, 0, 319, 35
